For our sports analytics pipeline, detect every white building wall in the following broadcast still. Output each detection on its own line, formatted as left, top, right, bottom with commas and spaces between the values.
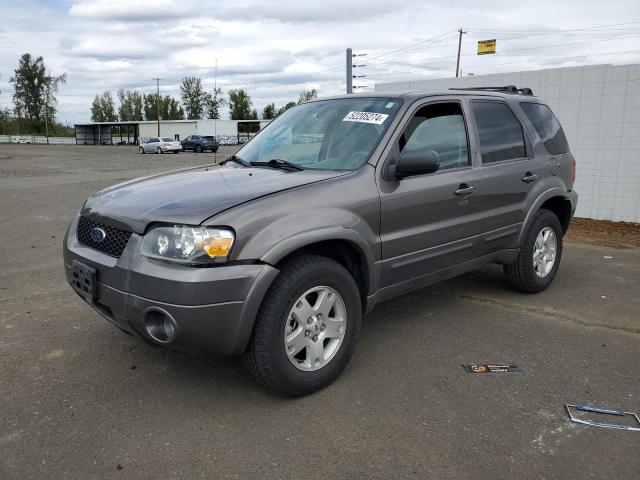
138, 121, 198, 140
376, 64, 640, 223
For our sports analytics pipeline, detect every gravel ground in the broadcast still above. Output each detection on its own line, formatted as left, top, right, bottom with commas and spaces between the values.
1, 145, 639, 480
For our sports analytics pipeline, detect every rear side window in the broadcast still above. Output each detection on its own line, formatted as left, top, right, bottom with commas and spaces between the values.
520, 103, 569, 154
471, 101, 526, 163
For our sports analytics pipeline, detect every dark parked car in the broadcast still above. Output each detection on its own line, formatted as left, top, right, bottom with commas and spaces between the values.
181, 135, 219, 152
64, 87, 577, 396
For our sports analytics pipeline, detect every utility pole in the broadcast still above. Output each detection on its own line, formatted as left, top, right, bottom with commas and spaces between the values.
346, 48, 353, 94
455, 28, 466, 78
43, 88, 50, 145
152, 77, 161, 136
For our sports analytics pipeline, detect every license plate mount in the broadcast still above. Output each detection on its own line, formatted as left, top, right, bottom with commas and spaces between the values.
71, 260, 97, 301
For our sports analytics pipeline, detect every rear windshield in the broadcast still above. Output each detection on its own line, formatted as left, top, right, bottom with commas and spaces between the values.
203, 136, 215, 141
520, 103, 569, 154
161, 137, 174, 142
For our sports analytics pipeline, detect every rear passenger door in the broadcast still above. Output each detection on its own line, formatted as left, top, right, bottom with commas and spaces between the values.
469, 99, 541, 255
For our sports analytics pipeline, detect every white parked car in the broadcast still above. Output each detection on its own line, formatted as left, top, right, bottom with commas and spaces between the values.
14, 136, 31, 144
139, 137, 181, 154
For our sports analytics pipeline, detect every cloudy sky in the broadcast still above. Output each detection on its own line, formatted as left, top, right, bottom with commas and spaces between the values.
0, 0, 638, 123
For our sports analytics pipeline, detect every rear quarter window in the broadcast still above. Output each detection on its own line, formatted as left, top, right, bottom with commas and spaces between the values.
520, 102, 569, 155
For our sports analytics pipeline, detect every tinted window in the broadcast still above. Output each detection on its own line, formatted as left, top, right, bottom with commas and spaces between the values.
203, 136, 215, 141
400, 102, 469, 170
520, 102, 569, 154
472, 102, 526, 163
161, 137, 174, 142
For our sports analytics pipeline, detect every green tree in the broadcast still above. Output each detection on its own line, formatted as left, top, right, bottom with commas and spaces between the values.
204, 87, 225, 120
117, 89, 144, 121
42, 72, 66, 142
143, 94, 184, 121
180, 76, 208, 119
261, 102, 276, 119
9, 53, 66, 133
276, 101, 297, 116
298, 89, 317, 104
0, 108, 12, 135
228, 89, 257, 120
91, 91, 118, 122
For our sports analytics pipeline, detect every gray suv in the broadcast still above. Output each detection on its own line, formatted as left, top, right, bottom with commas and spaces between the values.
64, 87, 577, 396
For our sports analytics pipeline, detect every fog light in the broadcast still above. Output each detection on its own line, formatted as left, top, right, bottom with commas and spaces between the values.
143, 308, 177, 343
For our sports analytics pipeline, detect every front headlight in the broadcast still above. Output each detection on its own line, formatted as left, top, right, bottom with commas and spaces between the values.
141, 225, 235, 264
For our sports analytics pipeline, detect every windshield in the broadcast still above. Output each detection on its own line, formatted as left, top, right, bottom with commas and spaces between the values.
236, 97, 401, 171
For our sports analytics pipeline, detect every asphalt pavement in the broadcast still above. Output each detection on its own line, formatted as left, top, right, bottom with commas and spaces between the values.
1, 145, 639, 479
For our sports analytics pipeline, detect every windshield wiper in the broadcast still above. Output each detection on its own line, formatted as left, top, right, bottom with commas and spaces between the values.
222, 154, 251, 167
250, 158, 304, 171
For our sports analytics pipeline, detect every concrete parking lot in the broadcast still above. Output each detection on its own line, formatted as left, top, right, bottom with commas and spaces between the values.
1, 144, 639, 479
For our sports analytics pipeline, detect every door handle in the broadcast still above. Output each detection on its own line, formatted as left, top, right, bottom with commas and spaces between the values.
455, 184, 475, 196
521, 172, 538, 183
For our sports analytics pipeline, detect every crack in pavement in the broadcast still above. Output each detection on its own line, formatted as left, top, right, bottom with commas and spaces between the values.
433, 288, 640, 336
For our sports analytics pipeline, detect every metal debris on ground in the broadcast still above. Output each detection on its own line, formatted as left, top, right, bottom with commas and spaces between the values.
565, 404, 640, 432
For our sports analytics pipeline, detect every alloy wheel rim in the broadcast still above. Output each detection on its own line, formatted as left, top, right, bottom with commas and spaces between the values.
284, 286, 347, 372
533, 226, 557, 278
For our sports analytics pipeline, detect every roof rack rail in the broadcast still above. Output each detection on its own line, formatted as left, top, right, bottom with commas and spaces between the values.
448, 85, 534, 96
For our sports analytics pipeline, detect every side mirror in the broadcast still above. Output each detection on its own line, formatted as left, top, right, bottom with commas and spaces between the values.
395, 150, 440, 179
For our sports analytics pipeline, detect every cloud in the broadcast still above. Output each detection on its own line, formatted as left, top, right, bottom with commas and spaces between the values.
69, 0, 198, 21
0, 0, 639, 123
220, 1, 405, 23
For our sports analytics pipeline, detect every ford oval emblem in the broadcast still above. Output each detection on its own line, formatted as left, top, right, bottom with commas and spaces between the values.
90, 227, 107, 243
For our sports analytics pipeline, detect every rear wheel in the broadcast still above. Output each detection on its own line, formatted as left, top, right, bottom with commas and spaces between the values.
196, 145, 203, 153
504, 209, 563, 293
156, 147, 162, 154
242, 255, 361, 397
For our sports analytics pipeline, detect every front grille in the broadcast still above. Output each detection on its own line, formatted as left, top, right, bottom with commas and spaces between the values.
77, 216, 132, 257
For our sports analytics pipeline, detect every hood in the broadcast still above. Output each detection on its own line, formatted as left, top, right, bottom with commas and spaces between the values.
82, 164, 346, 233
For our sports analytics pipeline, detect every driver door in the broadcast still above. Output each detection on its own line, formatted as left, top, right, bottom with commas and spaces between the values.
378, 99, 484, 288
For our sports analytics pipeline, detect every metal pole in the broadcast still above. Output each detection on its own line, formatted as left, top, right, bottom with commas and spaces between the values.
346, 48, 353, 94
455, 28, 466, 78
153, 77, 161, 136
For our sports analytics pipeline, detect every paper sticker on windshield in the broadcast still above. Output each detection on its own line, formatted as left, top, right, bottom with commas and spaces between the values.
342, 111, 389, 125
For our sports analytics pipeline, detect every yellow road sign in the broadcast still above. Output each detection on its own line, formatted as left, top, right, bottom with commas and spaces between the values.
477, 39, 496, 55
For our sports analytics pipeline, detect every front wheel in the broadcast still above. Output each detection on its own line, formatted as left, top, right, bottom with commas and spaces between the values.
504, 209, 563, 293
139, 147, 145, 154
242, 255, 361, 397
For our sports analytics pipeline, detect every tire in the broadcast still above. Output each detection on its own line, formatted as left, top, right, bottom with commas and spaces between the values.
196, 146, 202, 153
211, 148, 218, 153
242, 255, 362, 397
156, 147, 162, 154
173, 150, 179, 154
504, 209, 563, 293
139, 147, 145, 154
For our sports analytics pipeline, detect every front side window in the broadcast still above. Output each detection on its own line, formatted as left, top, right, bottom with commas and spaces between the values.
236, 98, 401, 171
400, 102, 469, 170
520, 102, 569, 155
472, 101, 526, 163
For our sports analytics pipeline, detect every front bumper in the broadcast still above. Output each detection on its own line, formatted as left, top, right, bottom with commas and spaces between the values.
63, 214, 278, 355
